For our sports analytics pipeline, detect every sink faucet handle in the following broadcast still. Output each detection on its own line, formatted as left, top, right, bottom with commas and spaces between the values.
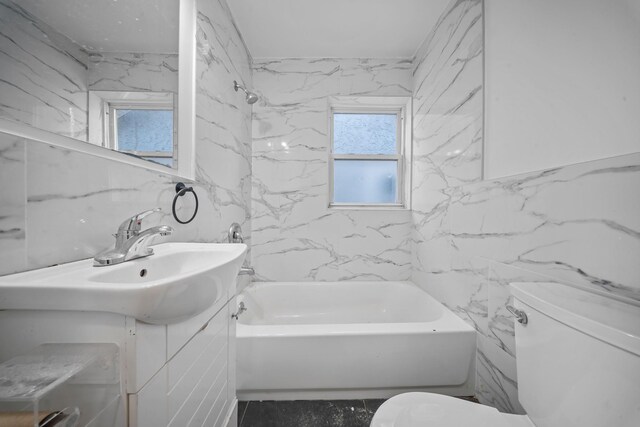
117, 208, 161, 236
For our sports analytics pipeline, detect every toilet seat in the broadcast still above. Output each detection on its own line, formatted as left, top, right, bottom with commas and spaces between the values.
370, 392, 534, 427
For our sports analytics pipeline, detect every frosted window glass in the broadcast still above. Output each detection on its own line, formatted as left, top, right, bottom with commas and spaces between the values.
333, 113, 397, 154
333, 160, 397, 204
116, 109, 173, 153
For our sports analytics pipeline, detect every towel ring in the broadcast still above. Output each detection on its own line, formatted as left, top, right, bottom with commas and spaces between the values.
172, 182, 199, 224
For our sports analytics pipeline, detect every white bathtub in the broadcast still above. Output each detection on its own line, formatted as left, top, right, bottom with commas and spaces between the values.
236, 281, 476, 400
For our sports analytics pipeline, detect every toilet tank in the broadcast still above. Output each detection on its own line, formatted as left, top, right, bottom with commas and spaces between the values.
511, 282, 640, 427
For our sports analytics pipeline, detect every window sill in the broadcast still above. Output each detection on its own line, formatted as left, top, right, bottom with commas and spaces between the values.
328, 203, 409, 211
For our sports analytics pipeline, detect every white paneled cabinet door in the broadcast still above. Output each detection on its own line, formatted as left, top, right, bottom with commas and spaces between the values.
131, 365, 168, 427
131, 301, 234, 427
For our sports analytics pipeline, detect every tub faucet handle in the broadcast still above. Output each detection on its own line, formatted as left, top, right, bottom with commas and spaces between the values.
228, 223, 244, 243
231, 301, 247, 320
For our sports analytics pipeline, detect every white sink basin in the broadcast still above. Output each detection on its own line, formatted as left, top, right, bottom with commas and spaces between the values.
0, 243, 247, 324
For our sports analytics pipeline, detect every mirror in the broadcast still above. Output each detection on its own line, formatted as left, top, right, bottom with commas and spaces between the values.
0, 0, 194, 175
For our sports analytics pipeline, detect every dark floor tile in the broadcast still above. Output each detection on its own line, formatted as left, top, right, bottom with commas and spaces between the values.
241, 401, 279, 427
363, 399, 386, 416
238, 401, 249, 425
325, 400, 370, 427
240, 399, 385, 427
276, 400, 333, 427
277, 400, 370, 427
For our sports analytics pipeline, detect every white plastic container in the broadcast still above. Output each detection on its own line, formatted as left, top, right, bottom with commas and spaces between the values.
0, 343, 120, 427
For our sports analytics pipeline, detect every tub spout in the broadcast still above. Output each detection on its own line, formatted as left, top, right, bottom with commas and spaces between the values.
239, 266, 255, 276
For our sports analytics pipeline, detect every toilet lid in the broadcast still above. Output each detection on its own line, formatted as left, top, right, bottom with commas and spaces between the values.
371, 393, 529, 427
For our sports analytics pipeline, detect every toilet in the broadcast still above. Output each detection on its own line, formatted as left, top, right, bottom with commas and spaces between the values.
371, 282, 640, 427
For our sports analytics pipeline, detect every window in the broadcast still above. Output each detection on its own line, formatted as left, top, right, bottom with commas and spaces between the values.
110, 106, 175, 167
329, 97, 411, 208
88, 91, 177, 168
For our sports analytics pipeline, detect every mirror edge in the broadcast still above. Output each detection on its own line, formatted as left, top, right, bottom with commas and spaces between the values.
0, 0, 197, 181
177, 0, 196, 181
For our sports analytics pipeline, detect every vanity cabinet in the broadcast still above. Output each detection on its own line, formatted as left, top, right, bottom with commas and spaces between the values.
0, 293, 239, 427
130, 297, 238, 427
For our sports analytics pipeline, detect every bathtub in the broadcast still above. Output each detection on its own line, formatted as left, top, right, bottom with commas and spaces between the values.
236, 281, 476, 400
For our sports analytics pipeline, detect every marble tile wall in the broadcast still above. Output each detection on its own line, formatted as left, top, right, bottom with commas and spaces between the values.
0, 0, 89, 140
250, 58, 413, 281
0, 0, 253, 279
409, 0, 518, 410
195, 0, 253, 264
443, 154, 640, 413
410, 0, 484, 348
87, 52, 179, 93
0, 135, 26, 274
410, 0, 640, 414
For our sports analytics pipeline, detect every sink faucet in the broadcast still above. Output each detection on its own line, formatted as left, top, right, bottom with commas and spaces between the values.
94, 208, 173, 266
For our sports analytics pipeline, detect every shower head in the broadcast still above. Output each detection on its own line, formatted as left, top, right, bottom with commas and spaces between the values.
234, 80, 259, 104
245, 91, 259, 105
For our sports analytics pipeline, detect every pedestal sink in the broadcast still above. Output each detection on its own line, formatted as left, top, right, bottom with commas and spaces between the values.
0, 243, 247, 324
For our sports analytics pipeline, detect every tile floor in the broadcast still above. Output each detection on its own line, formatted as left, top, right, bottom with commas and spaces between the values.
238, 399, 386, 427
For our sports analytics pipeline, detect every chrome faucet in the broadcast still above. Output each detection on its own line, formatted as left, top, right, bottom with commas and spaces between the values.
228, 223, 244, 243
239, 266, 255, 275
228, 223, 254, 276
94, 208, 173, 266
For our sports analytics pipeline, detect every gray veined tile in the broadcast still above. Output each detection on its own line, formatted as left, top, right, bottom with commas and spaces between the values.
476, 334, 524, 415
0, 0, 88, 139
0, 133, 26, 275
251, 58, 413, 282
88, 52, 179, 93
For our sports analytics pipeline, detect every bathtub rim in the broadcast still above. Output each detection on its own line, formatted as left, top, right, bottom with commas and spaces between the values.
236, 280, 476, 337
236, 322, 474, 338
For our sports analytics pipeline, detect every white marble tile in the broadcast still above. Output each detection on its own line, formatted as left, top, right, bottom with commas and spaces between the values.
449, 154, 640, 301
410, 0, 484, 301
411, 0, 483, 197
251, 58, 413, 281
253, 209, 412, 281
418, 153, 640, 411
412, 256, 487, 335
409, 4, 637, 409
0, 132, 26, 275
476, 333, 524, 414
417, 152, 640, 412
409, 0, 486, 401
0, 0, 88, 140
87, 52, 179, 93
195, 0, 253, 249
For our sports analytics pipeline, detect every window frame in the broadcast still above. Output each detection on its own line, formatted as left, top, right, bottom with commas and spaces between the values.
99, 94, 178, 168
328, 96, 412, 210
